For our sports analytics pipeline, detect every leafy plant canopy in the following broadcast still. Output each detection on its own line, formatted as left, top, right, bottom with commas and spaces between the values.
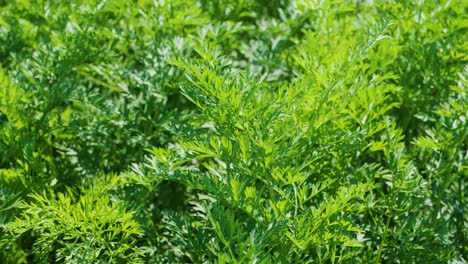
0, 0, 466, 263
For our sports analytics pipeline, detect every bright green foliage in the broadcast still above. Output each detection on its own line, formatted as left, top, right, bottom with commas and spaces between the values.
1, 175, 143, 263
0, 0, 466, 263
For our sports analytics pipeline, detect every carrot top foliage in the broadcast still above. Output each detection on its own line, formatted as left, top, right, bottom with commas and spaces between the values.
0, 0, 466, 263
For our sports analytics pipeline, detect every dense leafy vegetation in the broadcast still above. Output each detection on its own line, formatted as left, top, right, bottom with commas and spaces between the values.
0, 0, 466, 263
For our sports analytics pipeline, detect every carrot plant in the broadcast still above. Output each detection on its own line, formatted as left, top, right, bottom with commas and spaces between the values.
0, 0, 466, 263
